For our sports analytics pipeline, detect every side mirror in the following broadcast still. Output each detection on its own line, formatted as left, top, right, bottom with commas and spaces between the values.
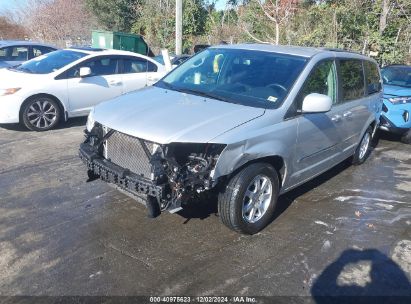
79, 67, 92, 78
302, 93, 332, 113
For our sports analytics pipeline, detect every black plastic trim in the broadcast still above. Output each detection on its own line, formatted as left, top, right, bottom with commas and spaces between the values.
79, 143, 164, 198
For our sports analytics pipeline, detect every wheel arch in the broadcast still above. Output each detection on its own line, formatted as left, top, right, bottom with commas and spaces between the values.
219, 155, 286, 190
19, 93, 66, 122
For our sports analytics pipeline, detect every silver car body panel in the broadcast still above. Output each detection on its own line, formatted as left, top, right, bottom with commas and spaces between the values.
92, 44, 382, 195
93, 86, 266, 144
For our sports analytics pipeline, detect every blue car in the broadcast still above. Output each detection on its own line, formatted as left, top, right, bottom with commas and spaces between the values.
0, 40, 57, 69
380, 65, 411, 143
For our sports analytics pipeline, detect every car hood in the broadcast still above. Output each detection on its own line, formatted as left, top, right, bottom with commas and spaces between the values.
383, 84, 411, 98
94, 86, 265, 144
0, 68, 47, 88
0, 61, 10, 68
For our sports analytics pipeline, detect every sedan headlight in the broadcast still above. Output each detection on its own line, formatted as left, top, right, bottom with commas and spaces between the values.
0, 88, 21, 96
388, 96, 411, 104
86, 108, 95, 132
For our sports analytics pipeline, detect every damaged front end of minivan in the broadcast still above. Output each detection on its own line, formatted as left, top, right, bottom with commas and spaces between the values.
79, 122, 226, 217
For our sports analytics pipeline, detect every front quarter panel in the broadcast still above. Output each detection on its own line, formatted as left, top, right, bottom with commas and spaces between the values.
211, 113, 297, 191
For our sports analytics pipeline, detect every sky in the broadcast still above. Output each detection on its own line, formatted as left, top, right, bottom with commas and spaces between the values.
0, 0, 27, 12
0, 0, 228, 13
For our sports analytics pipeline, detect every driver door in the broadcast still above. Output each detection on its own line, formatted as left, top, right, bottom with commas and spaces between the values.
291, 60, 346, 185
66, 56, 123, 116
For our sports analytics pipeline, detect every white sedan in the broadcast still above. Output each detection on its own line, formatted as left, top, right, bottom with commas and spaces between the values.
0, 47, 166, 131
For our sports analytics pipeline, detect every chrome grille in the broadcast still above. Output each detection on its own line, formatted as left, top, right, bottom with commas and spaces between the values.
103, 128, 154, 178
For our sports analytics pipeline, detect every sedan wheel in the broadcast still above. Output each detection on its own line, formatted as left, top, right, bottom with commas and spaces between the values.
22, 97, 61, 131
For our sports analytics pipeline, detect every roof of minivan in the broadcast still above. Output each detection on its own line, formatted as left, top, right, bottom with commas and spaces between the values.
211, 43, 370, 60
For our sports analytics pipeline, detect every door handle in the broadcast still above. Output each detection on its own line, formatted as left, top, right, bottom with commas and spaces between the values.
343, 111, 353, 118
331, 115, 342, 122
109, 80, 122, 86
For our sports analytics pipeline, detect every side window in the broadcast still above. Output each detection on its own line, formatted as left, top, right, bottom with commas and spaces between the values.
67, 57, 119, 78
339, 59, 365, 101
32, 47, 44, 58
0, 47, 6, 59
364, 61, 381, 95
0, 46, 28, 61
123, 58, 158, 74
32, 46, 55, 58
147, 61, 158, 72
298, 60, 337, 109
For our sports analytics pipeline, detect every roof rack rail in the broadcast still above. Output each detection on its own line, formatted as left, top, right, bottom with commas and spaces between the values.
320, 47, 362, 55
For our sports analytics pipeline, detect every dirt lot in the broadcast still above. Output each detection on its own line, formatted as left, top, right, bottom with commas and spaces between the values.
0, 119, 410, 298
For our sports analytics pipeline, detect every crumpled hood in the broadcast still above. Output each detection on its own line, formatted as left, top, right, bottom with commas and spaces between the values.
0, 68, 46, 89
94, 86, 265, 144
383, 84, 411, 98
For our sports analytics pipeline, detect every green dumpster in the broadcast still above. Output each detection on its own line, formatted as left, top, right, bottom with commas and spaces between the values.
92, 30, 153, 56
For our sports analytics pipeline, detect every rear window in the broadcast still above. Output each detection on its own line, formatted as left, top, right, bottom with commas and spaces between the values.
364, 61, 381, 95
0, 46, 28, 61
123, 58, 157, 73
339, 59, 365, 101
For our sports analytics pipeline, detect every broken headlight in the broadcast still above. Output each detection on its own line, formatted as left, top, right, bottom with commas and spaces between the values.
163, 143, 226, 192
86, 108, 95, 132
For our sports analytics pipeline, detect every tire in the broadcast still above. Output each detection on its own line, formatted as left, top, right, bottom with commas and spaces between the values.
352, 126, 372, 165
401, 129, 411, 144
218, 163, 279, 235
21, 96, 61, 131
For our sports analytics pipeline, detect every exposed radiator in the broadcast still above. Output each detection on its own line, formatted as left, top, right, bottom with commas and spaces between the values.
103, 127, 154, 179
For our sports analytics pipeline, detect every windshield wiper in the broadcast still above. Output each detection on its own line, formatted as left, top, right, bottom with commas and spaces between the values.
177, 87, 234, 103
157, 80, 180, 91
18, 67, 33, 74
9, 66, 33, 73
156, 81, 235, 104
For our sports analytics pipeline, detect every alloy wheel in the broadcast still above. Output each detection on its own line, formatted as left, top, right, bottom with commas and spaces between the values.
242, 174, 273, 224
27, 99, 58, 129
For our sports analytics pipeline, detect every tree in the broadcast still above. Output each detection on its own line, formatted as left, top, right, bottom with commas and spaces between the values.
237, 0, 297, 45
86, 0, 142, 32
203, 0, 242, 44
9, 0, 96, 46
132, 0, 208, 53
0, 16, 27, 39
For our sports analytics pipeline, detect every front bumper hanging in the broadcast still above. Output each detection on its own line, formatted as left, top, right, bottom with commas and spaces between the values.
79, 143, 164, 199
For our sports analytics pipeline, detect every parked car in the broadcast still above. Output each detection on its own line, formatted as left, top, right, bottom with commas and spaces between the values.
0, 40, 57, 68
154, 54, 191, 67
80, 44, 382, 234
380, 64, 411, 143
0, 47, 166, 131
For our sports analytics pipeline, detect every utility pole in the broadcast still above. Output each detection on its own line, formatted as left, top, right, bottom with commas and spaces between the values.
176, 0, 183, 55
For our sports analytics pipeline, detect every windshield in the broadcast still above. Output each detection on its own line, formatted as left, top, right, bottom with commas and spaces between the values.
10, 50, 87, 74
155, 48, 307, 108
381, 66, 411, 88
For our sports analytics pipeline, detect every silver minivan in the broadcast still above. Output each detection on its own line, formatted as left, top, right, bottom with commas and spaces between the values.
80, 44, 382, 234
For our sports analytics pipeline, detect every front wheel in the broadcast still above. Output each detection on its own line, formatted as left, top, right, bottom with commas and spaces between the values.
218, 163, 279, 234
352, 126, 372, 165
21, 97, 61, 131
